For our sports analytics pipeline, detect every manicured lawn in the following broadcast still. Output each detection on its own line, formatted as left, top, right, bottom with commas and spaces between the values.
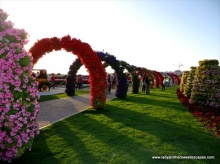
39, 90, 90, 102
14, 86, 220, 164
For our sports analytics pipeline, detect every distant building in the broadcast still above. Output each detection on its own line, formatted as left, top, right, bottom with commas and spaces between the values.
174, 70, 182, 77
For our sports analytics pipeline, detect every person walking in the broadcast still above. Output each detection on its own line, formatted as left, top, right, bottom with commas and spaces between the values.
145, 75, 150, 94
51, 74, 55, 89
107, 74, 112, 93
162, 77, 166, 91
76, 75, 79, 89
142, 75, 146, 92
78, 75, 83, 89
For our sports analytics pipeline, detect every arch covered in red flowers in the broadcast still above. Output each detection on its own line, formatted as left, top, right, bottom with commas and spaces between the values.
169, 72, 181, 85
136, 67, 157, 87
29, 35, 107, 109
154, 71, 164, 87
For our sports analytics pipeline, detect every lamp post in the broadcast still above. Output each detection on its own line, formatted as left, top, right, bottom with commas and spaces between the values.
178, 63, 183, 70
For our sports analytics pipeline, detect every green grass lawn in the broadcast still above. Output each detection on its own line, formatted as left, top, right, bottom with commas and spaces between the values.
39, 90, 90, 102
14, 86, 220, 164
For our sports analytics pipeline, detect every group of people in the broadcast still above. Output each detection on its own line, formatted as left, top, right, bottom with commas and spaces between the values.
140, 74, 167, 93
38, 71, 168, 93
50, 74, 84, 90
41, 71, 167, 93
140, 74, 151, 94
76, 75, 83, 89
46, 74, 56, 89
107, 73, 130, 94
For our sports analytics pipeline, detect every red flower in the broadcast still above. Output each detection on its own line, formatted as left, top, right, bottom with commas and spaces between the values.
177, 88, 220, 137
50, 37, 61, 50
215, 116, 220, 122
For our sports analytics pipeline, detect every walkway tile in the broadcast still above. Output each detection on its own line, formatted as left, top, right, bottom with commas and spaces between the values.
37, 90, 121, 129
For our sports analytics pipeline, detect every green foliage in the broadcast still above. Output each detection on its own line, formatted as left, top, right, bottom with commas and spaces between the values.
190, 59, 220, 108
19, 55, 30, 66
199, 59, 219, 66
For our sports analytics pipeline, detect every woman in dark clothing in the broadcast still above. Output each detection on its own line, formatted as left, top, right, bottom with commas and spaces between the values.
142, 75, 146, 92
145, 75, 150, 94
107, 74, 111, 93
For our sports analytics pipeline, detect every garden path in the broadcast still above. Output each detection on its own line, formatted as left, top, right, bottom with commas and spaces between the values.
37, 87, 124, 129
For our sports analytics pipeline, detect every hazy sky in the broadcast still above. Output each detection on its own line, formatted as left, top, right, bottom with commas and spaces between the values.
1, 0, 219, 74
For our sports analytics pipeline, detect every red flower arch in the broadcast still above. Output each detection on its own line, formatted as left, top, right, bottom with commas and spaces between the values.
169, 72, 181, 85
155, 71, 164, 86
29, 35, 107, 109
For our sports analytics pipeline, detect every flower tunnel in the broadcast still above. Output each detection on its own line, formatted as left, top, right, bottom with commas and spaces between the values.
29, 36, 107, 109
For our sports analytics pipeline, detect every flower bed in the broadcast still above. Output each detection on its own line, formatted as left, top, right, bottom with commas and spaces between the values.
177, 88, 220, 138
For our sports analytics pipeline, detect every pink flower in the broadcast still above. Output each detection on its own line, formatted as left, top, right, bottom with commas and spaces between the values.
0, 9, 40, 162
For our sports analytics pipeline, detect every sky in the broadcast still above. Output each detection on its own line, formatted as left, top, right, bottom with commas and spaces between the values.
1, 0, 220, 75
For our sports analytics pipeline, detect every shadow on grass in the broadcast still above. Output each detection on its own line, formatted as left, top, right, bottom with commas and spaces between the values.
83, 103, 220, 163
8, 86, 219, 163
123, 94, 185, 113
65, 112, 159, 163
52, 121, 99, 163
80, 105, 220, 164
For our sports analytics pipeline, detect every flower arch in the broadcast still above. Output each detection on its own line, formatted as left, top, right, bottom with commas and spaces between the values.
66, 51, 128, 99
151, 71, 160, 87
136, 67, 156, 87
154, 71, 164, 86
65, 58, 82, 96
119, 60, 140, 93
170, 72, 180, 85
166, 73, 176, 85
29, 36, 107, 109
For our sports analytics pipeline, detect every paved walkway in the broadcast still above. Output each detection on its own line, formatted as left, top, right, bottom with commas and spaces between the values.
38, 87, 119, 129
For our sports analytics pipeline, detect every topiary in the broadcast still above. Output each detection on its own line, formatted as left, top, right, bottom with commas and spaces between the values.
183, 67, 196, 98
190, 59, 220, 108
180, 71, 189, 92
